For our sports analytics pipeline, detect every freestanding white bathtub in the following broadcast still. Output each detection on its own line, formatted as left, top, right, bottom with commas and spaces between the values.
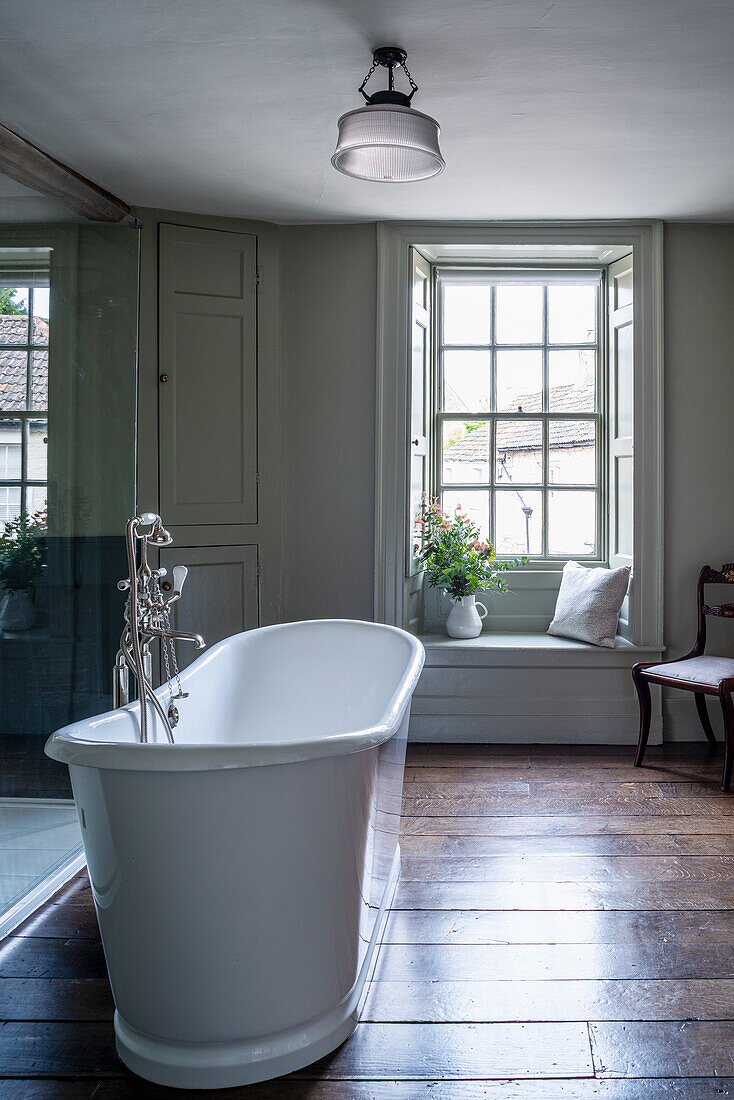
45, 619, 424, 1089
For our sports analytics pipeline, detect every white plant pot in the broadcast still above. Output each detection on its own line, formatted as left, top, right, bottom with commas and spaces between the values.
445, 594, 487, 639
0, 589, 36, 633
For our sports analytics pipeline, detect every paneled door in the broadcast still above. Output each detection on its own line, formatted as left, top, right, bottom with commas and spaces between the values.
158, 224, 258, 526
158, 544, 259, 669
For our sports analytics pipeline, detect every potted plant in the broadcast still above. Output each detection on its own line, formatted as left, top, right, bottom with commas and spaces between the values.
418, 496, 526, 638
0, 510, 46, 632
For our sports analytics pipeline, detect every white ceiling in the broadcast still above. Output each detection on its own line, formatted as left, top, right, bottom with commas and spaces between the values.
1, 0, 733, 224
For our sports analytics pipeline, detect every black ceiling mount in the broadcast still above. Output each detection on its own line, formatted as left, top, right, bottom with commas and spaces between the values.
373, 46, 407, 69
358, 45, 418, 108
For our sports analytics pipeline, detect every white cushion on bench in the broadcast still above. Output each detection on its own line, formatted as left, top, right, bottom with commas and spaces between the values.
548, 561, 631, 648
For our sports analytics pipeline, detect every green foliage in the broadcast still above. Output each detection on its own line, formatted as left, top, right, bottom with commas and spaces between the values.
0, 288, 28, 316
417, 495, 527, 601
0, 510, 46, 592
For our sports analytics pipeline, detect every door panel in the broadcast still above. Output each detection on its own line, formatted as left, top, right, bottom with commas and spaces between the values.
159, 544, 259, 669
158, 224, 258, 525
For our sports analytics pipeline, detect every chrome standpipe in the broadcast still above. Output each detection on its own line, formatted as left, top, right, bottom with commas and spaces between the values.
115, 513, 206, 743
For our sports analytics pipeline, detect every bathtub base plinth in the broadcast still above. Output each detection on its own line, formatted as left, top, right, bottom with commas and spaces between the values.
115, 846, 401, 1090
114, 1009, 359, 1090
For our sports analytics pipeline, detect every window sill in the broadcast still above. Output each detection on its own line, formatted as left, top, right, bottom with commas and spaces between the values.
418, 632, 663, 668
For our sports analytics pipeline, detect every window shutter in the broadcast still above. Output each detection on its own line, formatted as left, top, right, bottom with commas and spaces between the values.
608, 254, 634, 636
404, 248, 432, 631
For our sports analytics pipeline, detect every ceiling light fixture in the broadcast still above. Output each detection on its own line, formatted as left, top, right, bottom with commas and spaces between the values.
332, 46, 445, 183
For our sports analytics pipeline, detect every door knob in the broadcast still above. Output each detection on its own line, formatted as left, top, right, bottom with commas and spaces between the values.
411, 438, 420, 446
159, 373, 169, 383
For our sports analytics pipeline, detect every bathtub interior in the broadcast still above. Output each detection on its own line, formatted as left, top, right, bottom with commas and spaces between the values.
54, 620, 420, 749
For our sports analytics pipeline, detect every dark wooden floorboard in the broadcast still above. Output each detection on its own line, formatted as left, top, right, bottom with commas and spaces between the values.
2, 743, 734, 1097
383, 907, 734, 944
87, 1080, 734, 1099
590, 1020, 734, 1077
394, 879, 734, 909
364, 977, 734, 1022
374, 942, 734, 981
294, 1021, 593, 1078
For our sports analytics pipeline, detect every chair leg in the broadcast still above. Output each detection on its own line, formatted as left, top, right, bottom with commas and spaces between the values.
695, 692, 719, 750
720, 692, 734, 793
633, 668, 652, 767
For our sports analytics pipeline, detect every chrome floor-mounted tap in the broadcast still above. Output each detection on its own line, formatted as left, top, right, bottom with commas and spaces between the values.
114, 513, 205, 743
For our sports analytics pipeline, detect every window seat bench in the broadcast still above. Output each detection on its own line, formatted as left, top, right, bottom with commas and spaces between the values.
411, 633, 664, 744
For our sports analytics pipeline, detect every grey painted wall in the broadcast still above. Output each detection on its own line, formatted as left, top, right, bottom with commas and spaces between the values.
279, 220, 734, 740
663, 224, 734, 738
279, 224, 377, 622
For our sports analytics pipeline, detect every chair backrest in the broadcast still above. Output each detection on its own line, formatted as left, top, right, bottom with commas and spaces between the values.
692, 565, 734, 656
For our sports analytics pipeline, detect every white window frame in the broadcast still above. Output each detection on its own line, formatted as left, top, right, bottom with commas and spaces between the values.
435, 266, 606, 565
0, 279, 49, 519
375, 221, 664, 648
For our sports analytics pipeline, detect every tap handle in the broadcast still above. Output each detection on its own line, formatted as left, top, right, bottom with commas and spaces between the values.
166, 565, 188, 605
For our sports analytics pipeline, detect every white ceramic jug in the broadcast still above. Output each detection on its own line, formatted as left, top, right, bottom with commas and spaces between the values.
445, 594, 487, 639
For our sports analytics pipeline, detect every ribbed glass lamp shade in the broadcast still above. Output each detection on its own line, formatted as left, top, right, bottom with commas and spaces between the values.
332, 104, 444, 182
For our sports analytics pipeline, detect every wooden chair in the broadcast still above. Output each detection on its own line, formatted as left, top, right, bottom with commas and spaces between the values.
632, 564, 734, 792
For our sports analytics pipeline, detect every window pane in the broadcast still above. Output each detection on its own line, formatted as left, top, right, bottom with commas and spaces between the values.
0, 486, 21, 526
0, 351, 27, 410
548, 350, 595, 411
496, 350, 543, 413
442, 285, 491, 345
0, 290, 29, 343
27, 484, 47, 517
0, 441, 21, 479
496, 285, 542, 344
0, 421, 22, 479
494, 489, 542, 556
32, 313, 49, 346
442, 489, 489, 539
495, 419, 543, 484
442, 421, 489, 484
548, 284, 596, 344
548, 489, 596, 556
31, 350, 48, 410
549, 420, 596, 484
27, 418, 48, 482
443, 350, 491, 412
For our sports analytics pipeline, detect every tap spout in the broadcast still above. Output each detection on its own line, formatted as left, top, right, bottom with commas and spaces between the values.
146, 626, 206, 650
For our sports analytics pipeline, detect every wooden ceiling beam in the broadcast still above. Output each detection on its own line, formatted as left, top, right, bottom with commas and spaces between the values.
0, 122, 132, 223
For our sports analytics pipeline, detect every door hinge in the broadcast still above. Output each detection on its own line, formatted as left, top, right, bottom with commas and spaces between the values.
253, 265, 262, 293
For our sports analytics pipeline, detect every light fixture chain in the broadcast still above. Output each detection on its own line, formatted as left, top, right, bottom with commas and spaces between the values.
358, 61, 378, 102
400, 60, 419, 98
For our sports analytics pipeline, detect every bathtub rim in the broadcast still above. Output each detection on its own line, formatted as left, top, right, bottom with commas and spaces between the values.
44, 619, 425, 772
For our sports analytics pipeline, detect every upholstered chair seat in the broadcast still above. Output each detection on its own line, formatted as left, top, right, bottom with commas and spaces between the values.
643, 656, 734, 687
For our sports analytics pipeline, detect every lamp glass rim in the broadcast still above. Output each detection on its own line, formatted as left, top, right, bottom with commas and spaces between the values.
331, 147, 445, 181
